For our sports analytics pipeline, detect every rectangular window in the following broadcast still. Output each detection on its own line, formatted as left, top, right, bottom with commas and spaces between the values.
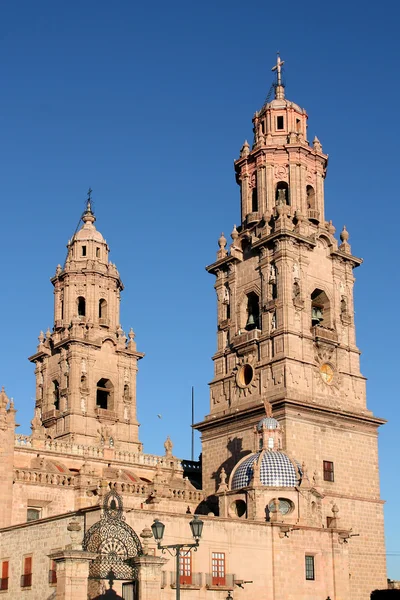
323, 461, 334, 482
49, 559, 57, 585
21, 556, 32, 588
212, 552, 225, 586
277, 115, 284, 130
0, 560, 9, 591
27, 507, 41, 522
305, 555, 315, 580
82, 245, 87, 257
96, 247, 100, 258
180, 552, 192, 585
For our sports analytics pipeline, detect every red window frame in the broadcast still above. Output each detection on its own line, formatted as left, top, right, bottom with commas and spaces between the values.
212, 552, 225, 586
49, 559, 57, 585
179, 551, 192, 585
21, 556, 32, 588
0, 560, 9, 591
323, 460, 334, 482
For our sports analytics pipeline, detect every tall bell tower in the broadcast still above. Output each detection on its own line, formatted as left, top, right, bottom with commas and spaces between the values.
196, 58, 386, 599
29, 194, 143, 451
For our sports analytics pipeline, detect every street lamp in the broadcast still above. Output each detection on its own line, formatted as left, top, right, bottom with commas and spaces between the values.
151, 515, 204, 600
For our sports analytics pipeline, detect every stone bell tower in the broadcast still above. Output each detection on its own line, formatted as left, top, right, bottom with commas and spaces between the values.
196, 56, 386, 598
29, 195, 143, 451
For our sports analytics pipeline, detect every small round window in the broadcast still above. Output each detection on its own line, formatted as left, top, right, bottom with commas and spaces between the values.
268, 498, 294, 516
236, 364, 254, 388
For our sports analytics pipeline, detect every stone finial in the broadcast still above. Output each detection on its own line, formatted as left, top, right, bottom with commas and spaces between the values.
55, 264, 62, 276
67, 517, 82, 550
340, 225, 349, 242
339, 226, 351, 254
230, 225, 238, 245
216, 467, 229, 493
140, 526, 153, 555
218, 232, 227, 250
164, 435, 173, 458
38, 331, 45, 344
31, 408, 44, 439
240, 140, 250, 158
313, 136, 322, 152
217, 233, 228, 259
46, 328, 51, 340
127, 328, 137, 351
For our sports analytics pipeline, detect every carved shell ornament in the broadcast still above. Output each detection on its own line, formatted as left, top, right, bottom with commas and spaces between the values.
232, 357, 259, 398
275, 165, 287, 179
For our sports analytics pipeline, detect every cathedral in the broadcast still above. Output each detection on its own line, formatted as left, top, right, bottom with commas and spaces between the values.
0, 58, 387, 600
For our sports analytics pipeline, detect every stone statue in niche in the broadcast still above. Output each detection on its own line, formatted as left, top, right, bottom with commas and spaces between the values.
293, 263, 299, 279
81, 358, 86, 375
81, 397, 86, 414
276, 189, 286, 206
223, 286, 230, 305
269, 263, 277, 282
293, 281, 301, 299
271, 311, 277, 330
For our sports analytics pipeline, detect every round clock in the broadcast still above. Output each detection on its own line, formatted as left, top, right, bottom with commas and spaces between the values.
320, 363, 334, 384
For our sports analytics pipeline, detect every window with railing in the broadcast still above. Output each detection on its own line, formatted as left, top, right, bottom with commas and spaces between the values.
180, 552, 192, 585
0, 560, 9, 591
211, 552, 225, 586
21, 556, 32, 588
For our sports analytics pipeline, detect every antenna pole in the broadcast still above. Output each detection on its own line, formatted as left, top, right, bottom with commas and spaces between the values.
191, 386, 194, 461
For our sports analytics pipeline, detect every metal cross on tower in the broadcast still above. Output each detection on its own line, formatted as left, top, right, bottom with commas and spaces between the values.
271, 53, 285, 87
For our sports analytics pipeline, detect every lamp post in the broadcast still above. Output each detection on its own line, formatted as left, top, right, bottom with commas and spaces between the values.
151, 515, 204, 600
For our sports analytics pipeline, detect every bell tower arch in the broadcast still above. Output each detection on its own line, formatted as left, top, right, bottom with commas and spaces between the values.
29, 193, 144, 451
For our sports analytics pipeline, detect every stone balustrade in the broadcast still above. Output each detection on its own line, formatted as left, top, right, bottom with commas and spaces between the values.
14, 435, 183, 471
14, 469, 75, 486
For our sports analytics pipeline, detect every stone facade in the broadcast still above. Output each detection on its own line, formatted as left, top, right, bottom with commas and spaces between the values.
0, 57, 388, 600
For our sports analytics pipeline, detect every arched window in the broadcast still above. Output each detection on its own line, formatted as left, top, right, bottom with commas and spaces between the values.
245, 292, 260, 331
53, 380, 60, 411
311, 288, 331, 327
77, 296, 86, 317
275, 181, 289, 205
96, 378, 113, 410
99, 299, 107, 320
306, 185, 316, 209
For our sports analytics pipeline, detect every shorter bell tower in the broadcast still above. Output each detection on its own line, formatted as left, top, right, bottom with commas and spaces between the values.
29, 195, 144, 451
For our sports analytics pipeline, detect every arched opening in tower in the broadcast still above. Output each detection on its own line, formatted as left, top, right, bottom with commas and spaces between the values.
306, 185, 316, 209
53, 380, 60, 411
311, 288, 331, 328
96, 378, 113, 410
275, 181, 289, 205
77, 296, 86, 317
99, 298, 107, 320
245, 292, 260, 331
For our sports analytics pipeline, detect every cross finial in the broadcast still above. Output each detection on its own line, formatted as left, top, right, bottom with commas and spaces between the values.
271, 52, 285, 87
85, 188, 93, 214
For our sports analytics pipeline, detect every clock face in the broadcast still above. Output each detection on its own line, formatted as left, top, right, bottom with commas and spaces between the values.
320, 363, 334, 384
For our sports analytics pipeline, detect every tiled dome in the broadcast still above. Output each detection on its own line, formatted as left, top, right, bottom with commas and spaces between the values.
257, 416, 279, 431
231, 450, 300, 490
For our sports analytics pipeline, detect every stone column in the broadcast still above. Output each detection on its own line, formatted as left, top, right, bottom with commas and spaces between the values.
49, 549, 97, 600
131, 555, 168, 600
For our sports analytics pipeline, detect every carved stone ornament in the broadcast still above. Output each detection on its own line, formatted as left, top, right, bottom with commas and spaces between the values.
274, 165, 287, 179
232, 356, 259, 398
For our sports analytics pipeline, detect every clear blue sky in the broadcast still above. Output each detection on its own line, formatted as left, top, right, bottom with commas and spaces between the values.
0, 0, 399, 579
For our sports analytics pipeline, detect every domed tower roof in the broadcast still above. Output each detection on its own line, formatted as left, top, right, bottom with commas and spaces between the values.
230, 449, 302, 490
256, 416, 279, 431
